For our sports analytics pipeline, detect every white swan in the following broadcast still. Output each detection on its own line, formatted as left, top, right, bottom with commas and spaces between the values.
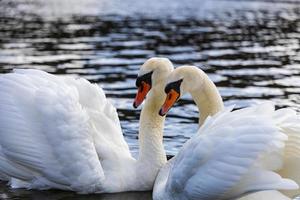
152, 65, 300, 200
0, 57, 173, 193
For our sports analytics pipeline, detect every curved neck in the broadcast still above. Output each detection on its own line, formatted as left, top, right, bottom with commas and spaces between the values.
190, 72, 224, 126
137, 85, 167, 177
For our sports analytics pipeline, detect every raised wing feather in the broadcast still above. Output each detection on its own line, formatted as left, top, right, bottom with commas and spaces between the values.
272, 107, 300, 197
163, 106, 298, 200
61, 74, 131, 157
0, 69, 131, 193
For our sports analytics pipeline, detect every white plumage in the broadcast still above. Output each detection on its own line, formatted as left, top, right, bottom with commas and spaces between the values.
153, 65, 300, 200
1, 61, 300, 200
0, 57, 174, 193
153, 105, 298, 200
0, 69, 134, 192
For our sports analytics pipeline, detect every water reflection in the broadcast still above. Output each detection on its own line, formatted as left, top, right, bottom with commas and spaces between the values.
1, 0, 300, 156
0, 182, 152, 200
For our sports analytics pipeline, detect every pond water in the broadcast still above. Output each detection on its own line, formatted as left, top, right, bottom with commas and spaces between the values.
0, 0, 300, 199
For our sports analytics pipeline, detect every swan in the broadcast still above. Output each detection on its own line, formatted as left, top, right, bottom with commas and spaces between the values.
151, 65, 300, 200
0, 57, 173, 193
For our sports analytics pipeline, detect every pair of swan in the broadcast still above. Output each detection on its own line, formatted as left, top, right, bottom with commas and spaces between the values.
133, 61, 300, 199
0, 57, 299, 199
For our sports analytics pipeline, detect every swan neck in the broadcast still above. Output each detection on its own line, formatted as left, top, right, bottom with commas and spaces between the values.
191, 73, 224, 126
137, 86, 167, 173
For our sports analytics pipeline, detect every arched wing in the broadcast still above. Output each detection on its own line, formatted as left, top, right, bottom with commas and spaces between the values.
0, 69, 130, 193
164, 106, 298, 200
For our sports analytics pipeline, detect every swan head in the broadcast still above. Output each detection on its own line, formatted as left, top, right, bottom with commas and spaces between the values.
159, 65, 204, 116
133, 57, 174, 108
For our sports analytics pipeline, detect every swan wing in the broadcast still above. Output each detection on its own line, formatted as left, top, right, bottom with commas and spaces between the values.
0, 69, 130, 192
57, 72, 131, 159
224, 102, 300, 198
161, 107, 298, 200
272, 107, 300, 197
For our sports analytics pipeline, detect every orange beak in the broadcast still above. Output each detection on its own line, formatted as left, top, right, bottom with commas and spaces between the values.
159, 89, 180, 116
133, 81, 151, 108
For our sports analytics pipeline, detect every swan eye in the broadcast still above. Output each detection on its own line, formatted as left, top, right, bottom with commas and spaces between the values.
136, 71, 153, 87
165, 79, 183, 94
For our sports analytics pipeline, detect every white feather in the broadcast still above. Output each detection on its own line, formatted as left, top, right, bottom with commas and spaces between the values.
0, 69, 133, 193
153, 104, 299, 200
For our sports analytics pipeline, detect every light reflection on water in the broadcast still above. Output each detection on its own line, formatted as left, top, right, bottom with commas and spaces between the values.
0, 0, 300, 199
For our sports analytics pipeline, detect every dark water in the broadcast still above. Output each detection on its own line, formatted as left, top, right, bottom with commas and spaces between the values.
0, 0, 300, 199
0, 182, 152, 200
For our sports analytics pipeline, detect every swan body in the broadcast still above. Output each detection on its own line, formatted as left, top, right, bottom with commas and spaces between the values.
154, 65, 300, 200
154, 105, 298, 200
0, 57, 173, 193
